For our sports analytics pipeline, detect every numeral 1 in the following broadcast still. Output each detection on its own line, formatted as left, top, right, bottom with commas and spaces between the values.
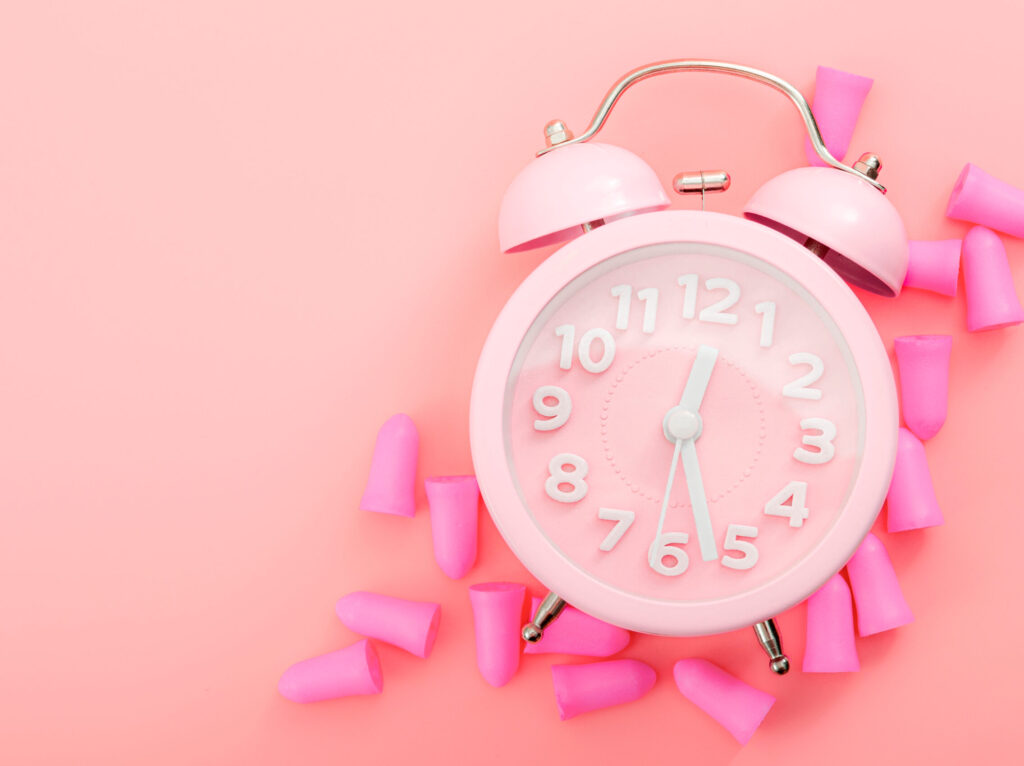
555, 324, 616, 373
611, 285, 658, 333
754, 301, 776, 348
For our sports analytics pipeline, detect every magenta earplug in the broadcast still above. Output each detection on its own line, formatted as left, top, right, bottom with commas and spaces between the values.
947, 163, 1024, 239
335, 591, 440, 658
802, 574, 859, 673
887, 428, 944, 533
845, 532, 913, 636
278, 639, 383, 702
894, 334, 952, 440
962, 226, 1024, 332
468, 582, 525, 687
551, 659, 656, 720
804, 65, 873, 166
523, 597, 630, 657
360, 413, 419, 517
903, 239, 961, 296
673, 659, 775, 745
424, 475, 480, 579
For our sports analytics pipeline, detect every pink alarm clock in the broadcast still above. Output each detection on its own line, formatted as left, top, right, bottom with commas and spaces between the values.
470, 61, 907, 673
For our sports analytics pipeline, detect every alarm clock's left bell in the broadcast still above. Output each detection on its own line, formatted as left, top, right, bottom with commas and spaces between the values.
498, 140, 670, 253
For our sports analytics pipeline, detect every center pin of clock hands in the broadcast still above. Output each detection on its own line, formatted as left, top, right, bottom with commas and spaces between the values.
652, 344, 720, 564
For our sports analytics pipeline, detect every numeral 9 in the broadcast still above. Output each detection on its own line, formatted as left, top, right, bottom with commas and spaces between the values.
533, 386, 572, 431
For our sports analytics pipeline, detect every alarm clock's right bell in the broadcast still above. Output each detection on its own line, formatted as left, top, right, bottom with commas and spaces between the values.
743, 154, 909, 297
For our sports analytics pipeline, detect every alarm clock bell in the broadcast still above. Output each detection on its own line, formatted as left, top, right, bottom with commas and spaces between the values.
493, 60, 909, 674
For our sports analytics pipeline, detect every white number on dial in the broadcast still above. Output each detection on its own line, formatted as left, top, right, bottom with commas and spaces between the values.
794, 418, 837, 464
648, 532, 690, 576
610, 285, 659, 334
754, 301, 776, 348
721, 524, 759, 570
783, 352, 824, 400
544, 453, 589, 503
555, 324, 616, 373
677, 275, 741, 325
532, 385, 572, 431
764, 480, 810, 527
597, 508, 635, 552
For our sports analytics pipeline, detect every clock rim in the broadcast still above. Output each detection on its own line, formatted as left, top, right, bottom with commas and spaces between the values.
470, 209, 898, 636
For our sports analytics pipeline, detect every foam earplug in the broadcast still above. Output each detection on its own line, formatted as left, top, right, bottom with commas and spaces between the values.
424, 475, 480, 579
468, 582, 525, 687
845, 532, 913, 636
903, 239, 961, 296
962, 226, 1024, 332
887, 428, 944, 533
360, 413, 419, 517
802, 574, 859, 673
335, 591, 441, 658
551, 659, 656, 720
947, 163, 1024, 239
673, 658, 775, 745
894, 334, 952, 440
278, 639, 383, 703
804, 65, 873, 166
523, 597, 630, 657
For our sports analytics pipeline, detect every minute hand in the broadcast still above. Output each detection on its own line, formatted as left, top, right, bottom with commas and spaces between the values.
680, 438, 718, 561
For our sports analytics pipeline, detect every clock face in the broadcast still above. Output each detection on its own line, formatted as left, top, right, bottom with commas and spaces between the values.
471, 212, 897, 635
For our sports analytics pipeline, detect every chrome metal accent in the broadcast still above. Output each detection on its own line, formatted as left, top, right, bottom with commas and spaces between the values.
754, 619, 791, 675
522, 592, 567, 642
544, 119, 574, 147
673, 170, 732, 195
535, 60, 886, 193
852, 152, 882, 180
581, 218, 605, 233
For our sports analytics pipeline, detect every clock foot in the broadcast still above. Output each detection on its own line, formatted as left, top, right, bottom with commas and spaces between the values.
754, 619, 791, 675
522, 592, 567, 642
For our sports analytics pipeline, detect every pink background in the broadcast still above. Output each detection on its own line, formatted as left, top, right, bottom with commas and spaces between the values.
2, 1, 1023, 763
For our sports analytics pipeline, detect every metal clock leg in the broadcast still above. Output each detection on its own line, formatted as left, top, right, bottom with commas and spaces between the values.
754, 619, 791, 675
522, 592, 567, 642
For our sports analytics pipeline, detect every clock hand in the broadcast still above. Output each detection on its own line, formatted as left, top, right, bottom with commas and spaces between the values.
651, 436, 684, 559
680, 437, 718, 561
678, 344, 719, 412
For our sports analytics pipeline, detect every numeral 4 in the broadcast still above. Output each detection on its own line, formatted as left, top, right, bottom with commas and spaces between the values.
764, 481, 810, 528
721, 524, 759, 570
597, 508, 635, 551
555, 324, 616, 373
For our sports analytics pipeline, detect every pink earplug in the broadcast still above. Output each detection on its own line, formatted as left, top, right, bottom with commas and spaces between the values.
523, 597, 630, 657
894, 334, 952, 440
468, 582, 525, 687
903, 239, 961, 296
962, 226, 1024, 332
887, 428, 944, 533
804, 65, 873, 166
947, 163, 1024, 239
673, 659, 775, 745
335, 591, 441, 658
424, 475, 480, 579
360, 413, 419, 517
278, 639, 383, 702
845, 532, 913, 636
802, 574, 859, 673
551, 659, 656, 720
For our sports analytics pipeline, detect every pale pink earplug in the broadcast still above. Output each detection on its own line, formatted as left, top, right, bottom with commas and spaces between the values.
278, 639, 383, 702
845, 532, 913, 636
804, 65, 873, 166
468, 582, 525, 687
335, 591, 441, 658
894, 334, 952, 441
673, 659, 775, 745
903, 239, 961, 296
360, 413, 419, 517
947, 163, 1024, 239
962, 226, 1024, 332
887, 428, 944, 533
523, 597, 630, 657
551, 659, 656, 720
802, 574, 859, 673
424, 475, 480, 579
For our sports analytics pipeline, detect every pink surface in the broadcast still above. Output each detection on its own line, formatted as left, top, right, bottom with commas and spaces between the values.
335, 592, 441, 658
3, 2, 1024, 764
424, 475, 480, 579
673, 658, 776, 745
523, 597, 631, 657
886, 428, 944, 533
551, 659, 656, 720
802, 574, 859, 673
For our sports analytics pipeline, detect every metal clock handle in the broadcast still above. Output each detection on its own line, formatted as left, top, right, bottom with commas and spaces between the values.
535, 59, 886, 194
